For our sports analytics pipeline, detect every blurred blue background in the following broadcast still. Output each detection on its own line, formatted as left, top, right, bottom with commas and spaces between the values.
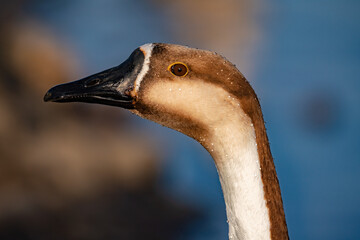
0, 0, 359, 239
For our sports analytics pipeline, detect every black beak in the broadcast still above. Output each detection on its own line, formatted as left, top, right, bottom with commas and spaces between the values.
44, 48, 145, 109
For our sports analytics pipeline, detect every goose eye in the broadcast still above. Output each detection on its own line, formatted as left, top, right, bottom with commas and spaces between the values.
168, 62, 189, 77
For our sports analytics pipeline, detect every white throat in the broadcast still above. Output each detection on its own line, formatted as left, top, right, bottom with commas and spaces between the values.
135, 70, 272, 239
209, 116, 271, 240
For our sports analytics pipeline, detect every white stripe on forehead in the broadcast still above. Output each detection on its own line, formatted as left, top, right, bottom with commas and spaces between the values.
134, 43, 154, 93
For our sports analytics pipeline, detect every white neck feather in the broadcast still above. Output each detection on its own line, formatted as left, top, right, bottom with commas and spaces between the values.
210, 120, 271, 240
135, 76, 272, 239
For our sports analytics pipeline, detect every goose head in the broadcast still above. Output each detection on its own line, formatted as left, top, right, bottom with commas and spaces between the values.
44, 43, 288, 240
44, 43, 257, 150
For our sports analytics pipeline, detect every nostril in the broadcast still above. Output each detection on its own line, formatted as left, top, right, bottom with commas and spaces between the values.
85, 78, 101, 87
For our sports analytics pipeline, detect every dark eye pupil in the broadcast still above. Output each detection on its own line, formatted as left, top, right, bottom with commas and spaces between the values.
171, 63, 187, 76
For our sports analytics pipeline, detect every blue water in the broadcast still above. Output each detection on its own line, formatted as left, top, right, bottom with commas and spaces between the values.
29, 0, 360, 239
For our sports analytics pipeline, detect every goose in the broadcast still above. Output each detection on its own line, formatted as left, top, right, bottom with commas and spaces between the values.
44, 43, 289, 240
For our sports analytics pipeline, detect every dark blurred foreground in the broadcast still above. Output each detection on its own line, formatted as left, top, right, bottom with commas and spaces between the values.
0, 2, 202, 239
